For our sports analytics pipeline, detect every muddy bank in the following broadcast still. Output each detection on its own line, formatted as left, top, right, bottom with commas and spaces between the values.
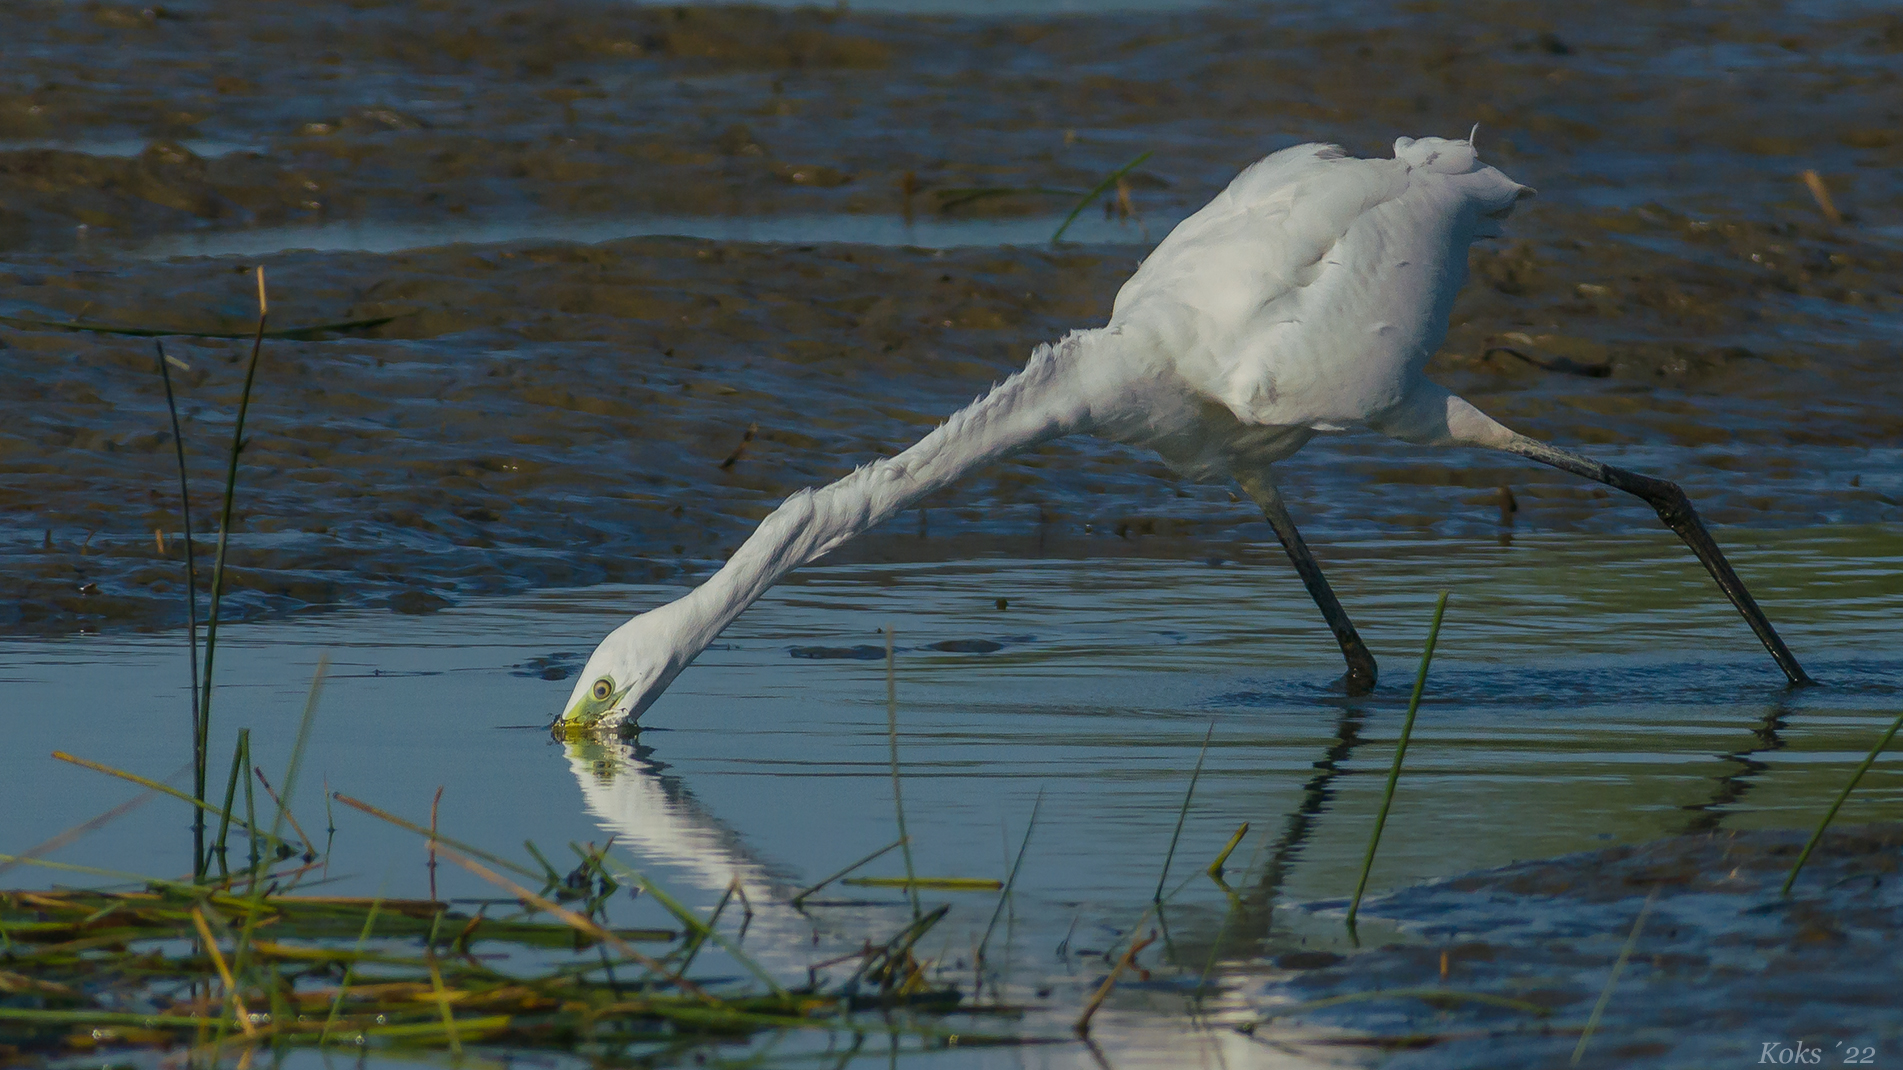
1241, 823, 1903, 1067
2, 228, 1898, 634
2, 0, 1900, 634
3, 0, 1901, 250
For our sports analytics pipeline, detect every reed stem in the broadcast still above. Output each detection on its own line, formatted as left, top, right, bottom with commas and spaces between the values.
214, 730, 249, 877
1571, 887, 1658, 1066
886, 626, 921, 920
1155, 722, 1215, 903
243, 733, 260, 878
154, 340, 205, 878
1074, 929, 1156, 1035
1781, 709, 1903, 896
790, 837, 906, 907
1207, 822, 1250, 879
1347, 592, 1448, 930
198, 267, 269, 848
976, 790, 1042, 971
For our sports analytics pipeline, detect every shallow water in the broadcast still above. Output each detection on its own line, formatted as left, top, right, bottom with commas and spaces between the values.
5, 533, 1899, 1064
653, 0, 1223, 13
0, 137, 261, 159
126, 209, 1170, 258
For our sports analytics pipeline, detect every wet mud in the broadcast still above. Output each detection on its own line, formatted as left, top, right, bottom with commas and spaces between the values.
5, 0, 1903, 244
2, 0, 1900, 633
1250, 823, 1903, 1067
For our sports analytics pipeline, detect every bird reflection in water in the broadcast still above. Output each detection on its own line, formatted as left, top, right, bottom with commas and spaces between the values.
557, 733, 898, 978
561, 733, 792, 903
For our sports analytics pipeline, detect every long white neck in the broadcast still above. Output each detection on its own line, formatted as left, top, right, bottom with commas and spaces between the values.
655, 329, 1108, 662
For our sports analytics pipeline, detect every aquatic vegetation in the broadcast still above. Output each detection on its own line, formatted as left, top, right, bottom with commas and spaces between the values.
0, 859, 1011, 1063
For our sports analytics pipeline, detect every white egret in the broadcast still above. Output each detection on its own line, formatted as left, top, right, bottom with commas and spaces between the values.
560, 134, 1810, 731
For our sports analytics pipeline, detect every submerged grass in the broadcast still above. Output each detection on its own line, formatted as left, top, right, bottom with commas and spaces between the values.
0, 808, 1032, 1064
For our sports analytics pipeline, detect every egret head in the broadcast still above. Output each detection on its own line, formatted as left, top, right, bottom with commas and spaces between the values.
557, 614, 680, 733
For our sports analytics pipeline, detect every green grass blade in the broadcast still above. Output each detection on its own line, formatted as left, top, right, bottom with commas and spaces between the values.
1051, 151, 1152, 244
198, 269, 270, 830
271, 655, 329, 845
791, 837, 906, 907
1347, 592, 1448, 930
977, 789, 1042, 968
321, 892, 382, 1042
0, 763, 186, 882
886, 627, 921, 920
674, 880, 736, 976
1781, 709, 1903, 896
214, 732, 245, 875
602, 858, 785, 998
330, 793, 544, 883
49, 749, 291, 856
1571, 887, 1658, 1066
154, 339, 206, 877
1155, 721, 1214, 903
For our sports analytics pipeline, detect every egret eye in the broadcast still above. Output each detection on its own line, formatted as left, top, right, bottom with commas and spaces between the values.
590, 678, 613, 702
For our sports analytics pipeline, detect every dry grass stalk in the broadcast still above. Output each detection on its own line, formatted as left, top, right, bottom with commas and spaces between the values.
1801, 169, 1843, 224
189, 906, 258, 1037
790, 836, 906, 906
1074, 929, 1156, 1035
1570, 886, 1658, 1066
1207, 822, 1249, 879
252, 768, 315, 859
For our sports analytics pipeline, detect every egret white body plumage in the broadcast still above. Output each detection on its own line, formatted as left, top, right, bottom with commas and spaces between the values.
560, 134, 1809, 731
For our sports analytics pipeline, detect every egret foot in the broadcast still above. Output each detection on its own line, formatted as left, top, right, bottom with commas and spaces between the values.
1240, 475, 1379, 694
1342, 650, 1378, 696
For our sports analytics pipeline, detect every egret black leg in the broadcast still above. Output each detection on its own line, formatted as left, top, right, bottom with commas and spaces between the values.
1240, 476, 1378, 695
1502, 436, 1812, 686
